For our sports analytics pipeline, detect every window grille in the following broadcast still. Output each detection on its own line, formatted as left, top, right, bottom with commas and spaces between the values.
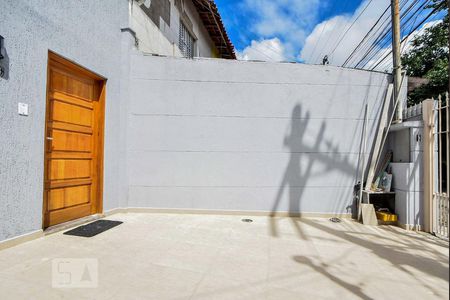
179, 22, 195, 58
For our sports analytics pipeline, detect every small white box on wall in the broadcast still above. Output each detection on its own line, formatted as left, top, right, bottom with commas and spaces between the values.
18, 103, 29, 116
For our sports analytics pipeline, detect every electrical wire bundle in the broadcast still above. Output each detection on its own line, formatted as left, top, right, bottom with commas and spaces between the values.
339, 0, 445, 71
197, 0, 445, 69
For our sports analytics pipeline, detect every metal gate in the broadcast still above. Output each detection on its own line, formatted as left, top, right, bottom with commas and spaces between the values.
432, 93, 449, 239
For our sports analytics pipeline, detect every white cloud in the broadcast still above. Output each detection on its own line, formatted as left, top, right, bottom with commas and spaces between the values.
236, 38, 287, 62
366, 20, 443, 71
365, 47, 392, 72
399, 20, 442, 53
238, 0, 443, 66
300, 0, 390, 65
238, 0, 323, 61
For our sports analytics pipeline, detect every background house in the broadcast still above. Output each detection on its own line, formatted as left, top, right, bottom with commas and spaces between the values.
128, 0, 235, 59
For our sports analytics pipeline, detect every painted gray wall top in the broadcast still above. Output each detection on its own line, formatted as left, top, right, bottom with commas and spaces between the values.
128, 54, 391, 214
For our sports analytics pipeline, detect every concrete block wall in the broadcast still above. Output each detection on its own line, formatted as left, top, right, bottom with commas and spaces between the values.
127, 54, 391, 215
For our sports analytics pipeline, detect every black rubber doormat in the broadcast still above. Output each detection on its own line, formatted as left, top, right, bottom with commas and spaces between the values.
64, 220, 123, 237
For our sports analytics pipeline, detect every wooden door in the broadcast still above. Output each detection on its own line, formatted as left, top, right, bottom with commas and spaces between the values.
43, 52, 105, 228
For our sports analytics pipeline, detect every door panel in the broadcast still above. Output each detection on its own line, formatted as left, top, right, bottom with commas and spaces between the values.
48, 159, 91, 180
51, 70, 95, 100
43, 53, 105, 228
51, 101, 93, 127
51, 130, 92, 152
48, 185, 91, 210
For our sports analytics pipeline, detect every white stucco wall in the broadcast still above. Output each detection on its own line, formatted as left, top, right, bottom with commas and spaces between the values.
0, 1, 397, 243
129, 0, 217, 57
0, 0, 129, 241
128, 54, 391, 215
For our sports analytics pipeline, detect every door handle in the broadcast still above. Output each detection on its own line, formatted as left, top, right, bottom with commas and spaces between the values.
46, 137, 53, 140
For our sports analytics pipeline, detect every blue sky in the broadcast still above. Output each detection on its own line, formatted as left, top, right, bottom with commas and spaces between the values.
216, 0, 363, 51
214, 0, 443, 68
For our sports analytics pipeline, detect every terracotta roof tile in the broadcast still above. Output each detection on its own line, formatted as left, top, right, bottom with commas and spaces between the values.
192, 0, 236, 59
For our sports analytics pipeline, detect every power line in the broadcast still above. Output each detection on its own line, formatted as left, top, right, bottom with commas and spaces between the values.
351, 0, 428, 69
352, 0, 417, 68
341, 5, 391, 67
341, 0, 423, 69
355, 0, 422, 68
352, 0, 412, 64
308, 21, 328, 63
311, 0, 352, 64
194, 0, 290, 62
310, 0, 349, 63
344, 9, 393, 67
370, 1, 444, 70
239, 41, 289, 62
400, 0, 425, 53
328, 0, 375, 61
364, 0, 433, 69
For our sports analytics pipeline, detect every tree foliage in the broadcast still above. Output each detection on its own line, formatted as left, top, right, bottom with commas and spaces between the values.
401, 0, 449, 105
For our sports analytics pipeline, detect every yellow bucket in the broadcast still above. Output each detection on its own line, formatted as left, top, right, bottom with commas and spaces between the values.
376, 212, 397, 222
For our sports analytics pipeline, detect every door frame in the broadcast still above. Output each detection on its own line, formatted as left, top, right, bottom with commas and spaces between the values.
42, 51, 106, 229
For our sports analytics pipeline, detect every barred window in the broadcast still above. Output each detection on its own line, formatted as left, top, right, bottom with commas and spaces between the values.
179, 22, 195, 58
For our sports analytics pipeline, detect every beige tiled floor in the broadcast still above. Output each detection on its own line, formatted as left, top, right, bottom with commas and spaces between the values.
0, 213, 448, 299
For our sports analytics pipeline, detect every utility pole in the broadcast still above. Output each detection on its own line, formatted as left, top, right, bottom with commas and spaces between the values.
391, 0, 402, 121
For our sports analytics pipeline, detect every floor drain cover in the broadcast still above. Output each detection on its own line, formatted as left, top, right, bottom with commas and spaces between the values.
64, 220, 123, 237
241, 218, 253, 223
329, 217, 342, 223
